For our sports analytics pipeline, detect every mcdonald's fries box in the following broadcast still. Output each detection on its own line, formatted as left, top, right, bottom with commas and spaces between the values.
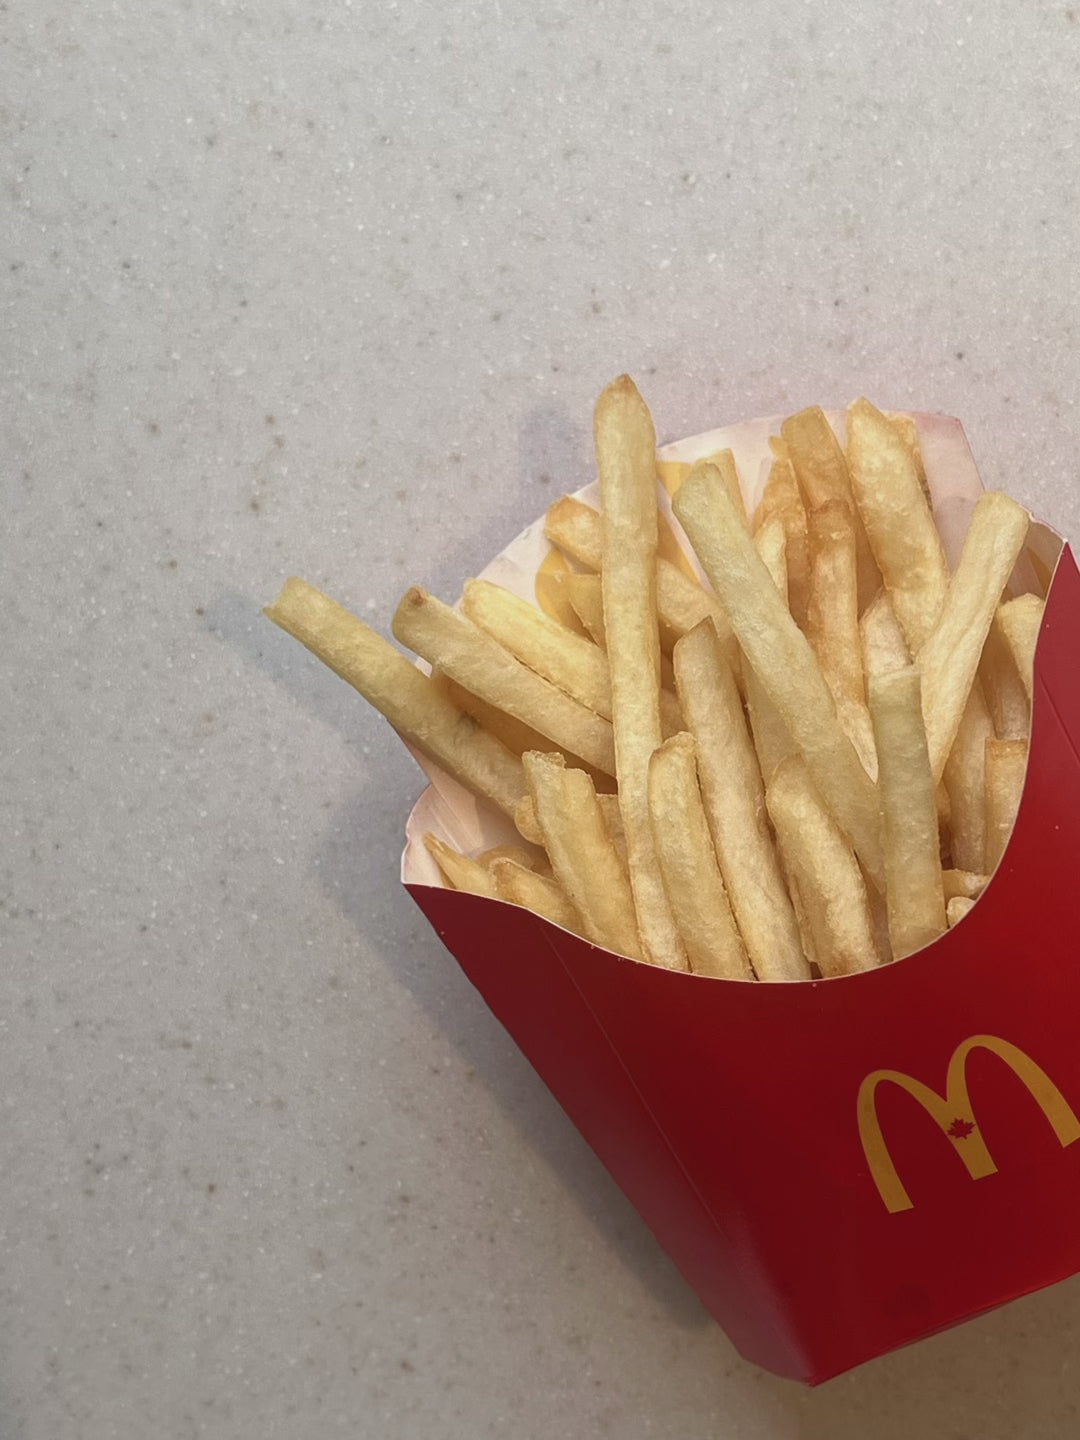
400, 412, 1076, 1384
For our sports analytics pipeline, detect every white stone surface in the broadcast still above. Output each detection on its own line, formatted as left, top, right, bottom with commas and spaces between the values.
5, 1, 1080, 1435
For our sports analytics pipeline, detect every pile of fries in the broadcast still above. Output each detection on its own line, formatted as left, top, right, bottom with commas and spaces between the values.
267, 380, 1043, 982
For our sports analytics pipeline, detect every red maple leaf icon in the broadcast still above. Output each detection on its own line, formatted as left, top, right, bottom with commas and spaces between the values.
948, 1117, 976, 1140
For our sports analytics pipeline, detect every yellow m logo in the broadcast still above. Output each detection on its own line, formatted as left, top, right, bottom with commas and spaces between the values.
858, 1034, 1080, 1214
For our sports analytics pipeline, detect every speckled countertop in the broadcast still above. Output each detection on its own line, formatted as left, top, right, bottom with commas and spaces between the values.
6, 2, 1080, 1436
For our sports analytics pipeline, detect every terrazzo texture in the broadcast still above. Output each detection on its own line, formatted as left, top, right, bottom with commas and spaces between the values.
5, 1, 1080, 1435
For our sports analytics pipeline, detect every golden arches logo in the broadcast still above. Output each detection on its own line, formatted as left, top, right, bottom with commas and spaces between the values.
857, 1034, 1080, 1213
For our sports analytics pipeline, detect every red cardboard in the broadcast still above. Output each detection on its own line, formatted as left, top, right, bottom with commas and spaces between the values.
400, 415, 1074, 1382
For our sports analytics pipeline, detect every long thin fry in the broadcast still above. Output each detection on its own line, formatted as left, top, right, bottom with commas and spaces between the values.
754, 454, 811, 628
743, 519, 798, 784
979, 616, 1031, 739
560, 571, 607, 647
393, 587, 617, 776
916, 493, 1030, 780
984, 738, 1029, 872
424, 834, 501, 900
523, 750, 643, 960
674, 620, 809, 982
847, 397, 949, 651
595, 376, 687, 969
648, 734, 753, 980
782, 406, 881, 609
765, 756, 881, 976
673, 467, 885, 890
490, 857, 584, 935
943, 680, 994, 872
265, 578, 527, 817
995, 593, 1044, 703
515, 789, 625, 859
868, 667, 946, 959
860, 589, 910, 679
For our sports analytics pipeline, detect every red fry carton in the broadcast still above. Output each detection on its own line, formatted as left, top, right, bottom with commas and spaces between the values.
400, 412, 1075, 1384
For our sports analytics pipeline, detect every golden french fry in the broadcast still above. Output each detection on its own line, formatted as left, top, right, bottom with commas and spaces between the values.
674, 621, 809, 982
477, 844, 542, 872
393, 587, 617, 777
490, 857, 583, 934
859, 589, 910, 679
995, 593, 1044, 703
782, 406, 881, 609
545, 495, 739, 665
534, 549, 591, 636
647, 734, 753, 980
984, 737, 1029, 873
917, 493, 1031, 780
942, 680, 994, 873
560, 571, 606, 647
946, 895, 976, 927
885, 411, 933, 506
806, 498, 876, 778
868, 667, 946, 959
424, 834, 501, 900
743, 519, 798, 784
847, 397, 950, 651
765, 755, 882, 976
673, 467, 885, 890
942, 869, 989, 901
515, 788, 625, 856
265, 578, 527, 817
523, 750, 643, 960
979, 615, 1030, 740
595, 376, 687, 969
754, 454, 811, 628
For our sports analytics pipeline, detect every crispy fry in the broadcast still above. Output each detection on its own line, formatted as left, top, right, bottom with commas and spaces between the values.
561, 571, 606, 647
523, 750, 643, 960
947, 895, 976, 927
477, 844, 542, 872
743, 519, 798, 784
515, 788, 625, 857
868, 667, 946, 959
754, 454, 811, 628
984, 737, 1029, 873
765, 755, 881, 976
916, 493, 1031, 780
942, 869, 989, 901
393, 587, 617, 777
885, 411, 933, 506
658, 448, 747, 523
782, 406, 881, 609
847, 397, 949, 651
648, 734, 753, 980
806, 498, 876, 777
424, 834, 501, 900
265, 578, 527, 817
943, 681, 994, 872
673, 467, 885, 890
979, 615, 1031, 740
490, 857, 583, 934
674, 620, 809, 982
534, 548, 591, 636
595, 376, 687, 969
995, 593, 1044, 703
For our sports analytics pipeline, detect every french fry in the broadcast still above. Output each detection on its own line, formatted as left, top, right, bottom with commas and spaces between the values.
868, 667, 946, 959
560, 571, 607, 647
648, 734, 753, 980
947, 895, 976, 927
515, 789, 626, 861
846, 397, 949, 651
490, 857, 584, 934
743, 519, 798, 784
523, 750, 644, 961
658, 448, 747, 524
860, 589, 910, 679
754, 454, 811, 628
765, 755, 881, 977
265, 578, 527, 817
916, 493, 1031, 780
984, 738, 1029, 873
674, 620, 809, 982
424, 834, 501, 900
995, 593, 1044, 703
595, 376, 688, 970
942, 869, 989, 901
782, 406, 881, 609
477, 844, 543, 872
979, 615, 1031, 740
545, 495, 740, 666
943, 681, 995, 873
806, 499, 876, 778
534, 548, 591, 636
393, 587, 617, 777
673, 466, 886, 891
885, 410, 933, 507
